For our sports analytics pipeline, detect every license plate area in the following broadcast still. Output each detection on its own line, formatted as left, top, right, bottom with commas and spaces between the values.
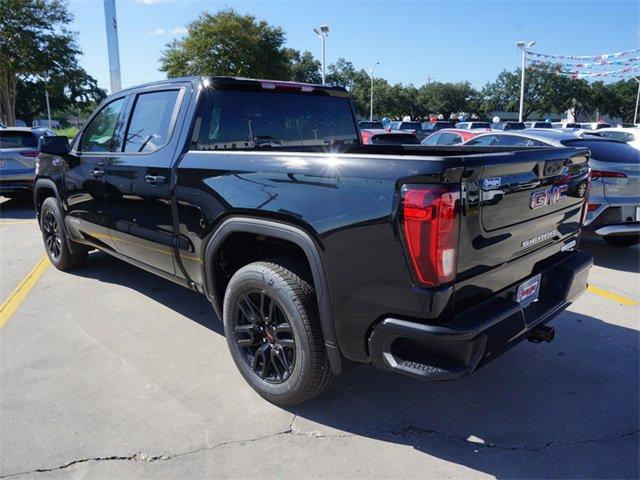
516, 274, 542, 307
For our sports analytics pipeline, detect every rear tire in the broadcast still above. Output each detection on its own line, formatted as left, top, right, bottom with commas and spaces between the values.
40, 197, 88, 270
603, 235, 640, 247
223, 261, 333, 406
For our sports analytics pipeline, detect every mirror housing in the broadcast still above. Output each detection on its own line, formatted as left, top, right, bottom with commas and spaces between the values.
39, 136, 70, 155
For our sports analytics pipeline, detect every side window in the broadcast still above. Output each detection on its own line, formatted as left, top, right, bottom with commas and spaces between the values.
124, 90, 180, 153
437, 133, 462, 145
466, 135, 496, 146
422, 133, 440, 145
79, 98, 126, 152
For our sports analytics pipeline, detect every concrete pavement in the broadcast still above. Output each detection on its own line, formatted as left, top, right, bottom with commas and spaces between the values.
1, 196, 638, 479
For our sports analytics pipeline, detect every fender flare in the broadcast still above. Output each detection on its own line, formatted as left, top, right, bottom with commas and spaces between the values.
33, 178, 80, 254
203, 217, 342, 374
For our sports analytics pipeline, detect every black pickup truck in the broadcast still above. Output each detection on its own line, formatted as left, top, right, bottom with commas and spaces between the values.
35, 77, 593, 405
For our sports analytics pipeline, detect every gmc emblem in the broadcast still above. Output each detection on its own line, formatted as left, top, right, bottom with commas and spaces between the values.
530, 185, 568, 209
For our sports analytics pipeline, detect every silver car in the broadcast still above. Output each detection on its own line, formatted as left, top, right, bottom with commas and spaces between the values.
464, 129, 640, 247
0, 127, 55, 197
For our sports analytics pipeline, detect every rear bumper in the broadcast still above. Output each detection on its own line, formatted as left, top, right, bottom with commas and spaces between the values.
0, 171, 35, 194
368, 250, 593, 380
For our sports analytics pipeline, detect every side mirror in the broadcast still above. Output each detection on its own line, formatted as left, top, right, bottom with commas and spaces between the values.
39, 136, 70, 155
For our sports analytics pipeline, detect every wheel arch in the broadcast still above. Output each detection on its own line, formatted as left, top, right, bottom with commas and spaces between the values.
33, 178, 62, 223
203, 217, 342, 374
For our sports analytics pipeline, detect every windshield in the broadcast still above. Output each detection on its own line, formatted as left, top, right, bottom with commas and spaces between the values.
192, 89, 359, 149
0, 131, 37, 149
563, 139, 640, 164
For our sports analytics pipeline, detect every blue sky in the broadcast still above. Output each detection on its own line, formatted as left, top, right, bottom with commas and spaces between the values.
69, 0, 639, 92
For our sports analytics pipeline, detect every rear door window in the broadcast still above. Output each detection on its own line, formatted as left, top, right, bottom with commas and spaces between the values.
563, 139, 640, 163
0, 131, 37, 148
80, 98, 126, 152
124, 90, 181, 153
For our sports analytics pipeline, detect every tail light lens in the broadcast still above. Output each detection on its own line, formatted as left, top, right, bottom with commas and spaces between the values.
580, 168, 593, 225
587, 203, 600, 212
400, 184, 460, 286
590, 170, 626, 180
361, 131, 372, 144
19, 150, 38, 157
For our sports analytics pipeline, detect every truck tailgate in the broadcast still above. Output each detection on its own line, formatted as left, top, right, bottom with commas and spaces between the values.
455, 147, 590, 311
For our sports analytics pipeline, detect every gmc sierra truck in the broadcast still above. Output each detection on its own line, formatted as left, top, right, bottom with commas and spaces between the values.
35, 77, 593, 406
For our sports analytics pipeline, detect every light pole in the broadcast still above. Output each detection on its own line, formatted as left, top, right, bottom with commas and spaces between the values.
103, 0, 122, 93
516, 40, 535, 122
45, 88, 52, 128
633, 77, 640, 125
313, 25, 329, 84
367, 62, 380, 121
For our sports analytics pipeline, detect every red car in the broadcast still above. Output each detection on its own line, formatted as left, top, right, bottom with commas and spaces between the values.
421, 128, 485, 145
360, 128, 421, 145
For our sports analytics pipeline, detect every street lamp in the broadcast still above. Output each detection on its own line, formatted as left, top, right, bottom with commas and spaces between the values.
313, 25, 329, 84
516, 40, 535, 123
367, 62, 380, 121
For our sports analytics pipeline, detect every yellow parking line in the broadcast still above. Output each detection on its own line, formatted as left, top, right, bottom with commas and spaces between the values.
0, 255, 50, 330
0, 220, 36, 226
587, 285, 639, 307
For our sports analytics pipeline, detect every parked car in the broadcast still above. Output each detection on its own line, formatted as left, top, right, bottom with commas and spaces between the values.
493, 121, 526, 130
360, 128, 420, 145
388, 120, 425, 140
454, 121, 491, 130
581, 122, 611, 131
0, 127, 56, 197
595, 128, 640, 150
421, 120, 457, 137
525, 121, 552, 129
36, 76, 592, 405
465, 129, 640, 246
421, 128, 481, 145
359, 121, 383, 130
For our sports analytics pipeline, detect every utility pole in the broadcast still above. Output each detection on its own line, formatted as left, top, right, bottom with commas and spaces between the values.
103, 0, 122, 93
368, 62, 380, 121
516, 40, 535, 122
634, 77, 640, 125
313, 25, 329, 84
45, 89, 51, 128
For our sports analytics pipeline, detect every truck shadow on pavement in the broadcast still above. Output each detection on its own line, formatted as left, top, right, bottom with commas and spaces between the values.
293, 309, 639, 479
70, 250, 639, 479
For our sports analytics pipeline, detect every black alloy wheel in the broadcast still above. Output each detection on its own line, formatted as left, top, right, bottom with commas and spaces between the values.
42, 209, 62, 259
232, 290, 296, 383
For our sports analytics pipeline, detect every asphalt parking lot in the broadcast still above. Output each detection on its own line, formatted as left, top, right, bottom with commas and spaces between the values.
0, 196, 638, 479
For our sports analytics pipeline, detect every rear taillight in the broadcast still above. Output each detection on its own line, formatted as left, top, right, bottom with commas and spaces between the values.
361, 131, 372, 144
19, 150, 38, 157
590, 170, 626, 180
401, 184, 460, 286
587, 204, 600, 212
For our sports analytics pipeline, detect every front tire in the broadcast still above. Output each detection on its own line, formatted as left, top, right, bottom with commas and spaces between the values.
223, 261, 333, 406
603, 235, 640, 247
40, 197, 88, 270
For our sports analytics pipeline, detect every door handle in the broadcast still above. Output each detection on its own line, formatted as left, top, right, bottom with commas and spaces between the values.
89, 168, 104, 178
145, 174, 167, 185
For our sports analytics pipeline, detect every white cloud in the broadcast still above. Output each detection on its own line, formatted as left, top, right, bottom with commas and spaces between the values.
137, 0, 172, 5
147, 27, 187, 37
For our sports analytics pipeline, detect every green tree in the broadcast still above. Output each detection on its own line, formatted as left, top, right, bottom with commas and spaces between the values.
160, 9, 291, 80
480, 68, 561, 120
284, 49, 321, 84
0, 0, 99, 126
599, 79, 639, 122
16, 67, 105, 126
418, 81, 477, 119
